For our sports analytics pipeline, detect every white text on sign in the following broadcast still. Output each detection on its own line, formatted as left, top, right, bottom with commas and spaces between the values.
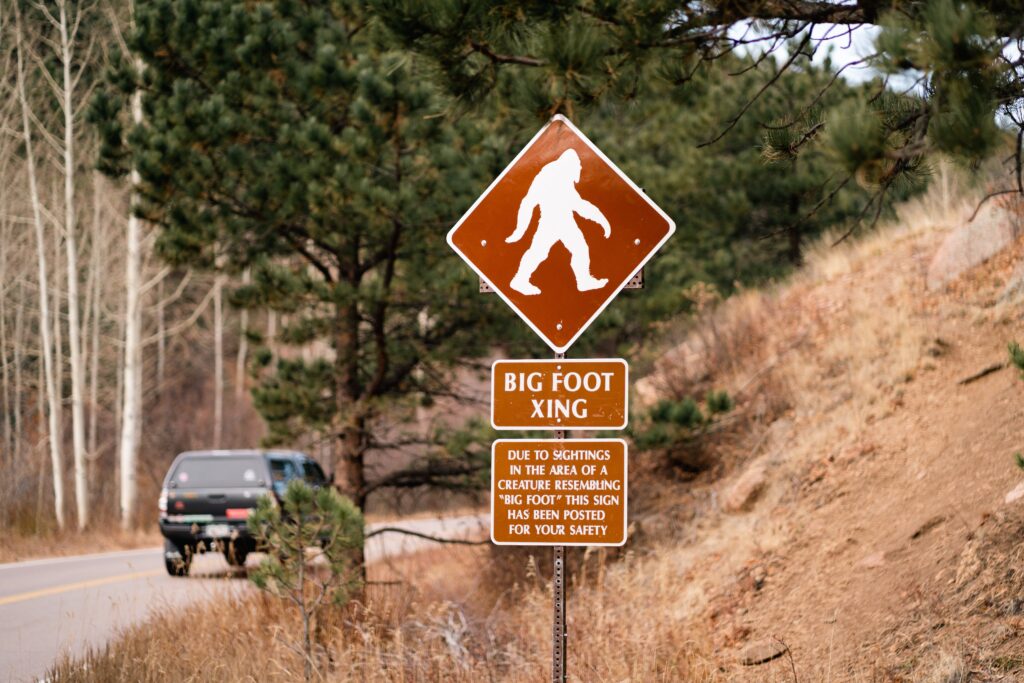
491, 359, 628, 430
491, 439, 627, 546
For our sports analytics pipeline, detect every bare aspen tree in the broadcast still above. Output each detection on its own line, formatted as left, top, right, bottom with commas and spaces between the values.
87, 172, 103, 482
213, 275, 224, 448
1, 213, 10, 463
51, 199, 62, 431
234, 269, 249, 402
0, 152, 13, 465
16, 4, 65, 529
30, 0, 94, 528
118, 81, 143, 529
35, 352, 45, 521
112, 0, 148, 528
113, 292, 123, 442
156, 279, 165, 394
13, 281, 25, 465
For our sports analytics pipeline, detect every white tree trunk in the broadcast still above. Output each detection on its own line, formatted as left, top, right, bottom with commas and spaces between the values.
51, 212, 62, 432
119, 83, 143, 530
234, 270, 249, 401
87, 173, 103, 482
213, 276, 224, 448
156, 279, 165, 394
267, 310, 277, 354
13, 281, 25, 465
16, 10, 65, 529
0, 216, 11, 462
56, 0, 88, 529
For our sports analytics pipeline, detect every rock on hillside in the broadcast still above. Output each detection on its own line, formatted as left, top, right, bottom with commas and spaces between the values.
927, 202, 1022, 291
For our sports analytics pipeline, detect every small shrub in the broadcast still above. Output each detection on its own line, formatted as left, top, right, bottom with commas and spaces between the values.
631, 392, 733, 451
706, 389, 733, 414
1012, 343, 1024, 474
249, 480, 364, 681
1011, 341, 1024, 379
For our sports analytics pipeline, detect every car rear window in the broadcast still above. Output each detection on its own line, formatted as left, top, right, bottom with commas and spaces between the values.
170, 456, 264, 488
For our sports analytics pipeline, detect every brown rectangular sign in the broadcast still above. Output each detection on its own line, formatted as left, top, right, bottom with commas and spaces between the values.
491, 439, 627, 546
491, 359, 628, 430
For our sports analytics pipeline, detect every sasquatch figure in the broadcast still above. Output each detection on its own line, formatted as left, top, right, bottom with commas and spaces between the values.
506, 149, 611, 296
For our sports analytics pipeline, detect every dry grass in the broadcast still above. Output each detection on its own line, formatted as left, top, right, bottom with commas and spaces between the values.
0, 527, 160, 564
49, 544, 721, 683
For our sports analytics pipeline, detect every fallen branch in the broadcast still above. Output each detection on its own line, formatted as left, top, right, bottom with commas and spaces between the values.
365, 526, 488, 546
956, 362, 1007, 385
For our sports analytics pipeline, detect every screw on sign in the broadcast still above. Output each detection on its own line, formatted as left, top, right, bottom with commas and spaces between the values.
448, 115, 675, 353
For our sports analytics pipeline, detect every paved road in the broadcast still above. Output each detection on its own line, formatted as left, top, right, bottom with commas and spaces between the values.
0, 514, 488, 682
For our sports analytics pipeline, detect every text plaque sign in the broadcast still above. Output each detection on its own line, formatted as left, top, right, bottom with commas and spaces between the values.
491, 439, 627, 546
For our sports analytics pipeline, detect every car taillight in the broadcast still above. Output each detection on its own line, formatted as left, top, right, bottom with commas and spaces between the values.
158, 489, 168, 518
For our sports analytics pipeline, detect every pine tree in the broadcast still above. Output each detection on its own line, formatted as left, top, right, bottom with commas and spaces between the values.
91, 0, 521, 550
249, 480, 363, 681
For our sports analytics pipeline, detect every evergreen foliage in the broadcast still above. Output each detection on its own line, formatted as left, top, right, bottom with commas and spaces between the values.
249, 480, 363, 681
375, 0, 1022, 207
571, 54, 921, 354
1009, 341, 1024, 379
1011, 342, 1023, 473
91, 0, 527, 516
630, 392, 732, 451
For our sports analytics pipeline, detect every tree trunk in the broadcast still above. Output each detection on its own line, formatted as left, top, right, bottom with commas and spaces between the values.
1, 216, 11, 464
119, 83, 144, 530
87, 174, 102, 478
235, 269, 249, 402
156, 279, 165, 395
267, 310, 277, 356
58, 0, 89, 529
212, 275, 224, 448
13, 281, 25, 465
338, 412, 367, 575
17, 10, 65, 529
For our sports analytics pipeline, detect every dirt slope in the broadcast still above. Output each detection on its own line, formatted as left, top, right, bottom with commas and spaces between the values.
633, 188, 1024, 681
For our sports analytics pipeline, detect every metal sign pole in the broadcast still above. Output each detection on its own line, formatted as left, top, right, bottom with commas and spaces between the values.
552, 350, 567, 683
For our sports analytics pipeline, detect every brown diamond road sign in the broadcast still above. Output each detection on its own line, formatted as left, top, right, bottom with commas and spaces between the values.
448, 115, 675, 352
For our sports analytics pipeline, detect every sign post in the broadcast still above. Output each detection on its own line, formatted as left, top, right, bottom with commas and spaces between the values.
447, 114, 675, 683
553, 353, 566, 683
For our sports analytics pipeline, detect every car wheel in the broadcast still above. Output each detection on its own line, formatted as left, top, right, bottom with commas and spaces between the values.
163, 539, 191, 577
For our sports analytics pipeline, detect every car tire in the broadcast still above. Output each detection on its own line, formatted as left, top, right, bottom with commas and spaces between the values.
223, 541, 249, 567
164, 539, 191, 577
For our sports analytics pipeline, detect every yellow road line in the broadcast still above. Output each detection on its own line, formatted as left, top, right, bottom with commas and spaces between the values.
0, 570, 162, 607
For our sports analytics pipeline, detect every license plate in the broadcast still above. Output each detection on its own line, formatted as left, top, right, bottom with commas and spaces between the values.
205, 524, 231, 538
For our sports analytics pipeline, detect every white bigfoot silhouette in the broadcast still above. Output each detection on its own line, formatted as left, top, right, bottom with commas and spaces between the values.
506, 149, 611, 296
